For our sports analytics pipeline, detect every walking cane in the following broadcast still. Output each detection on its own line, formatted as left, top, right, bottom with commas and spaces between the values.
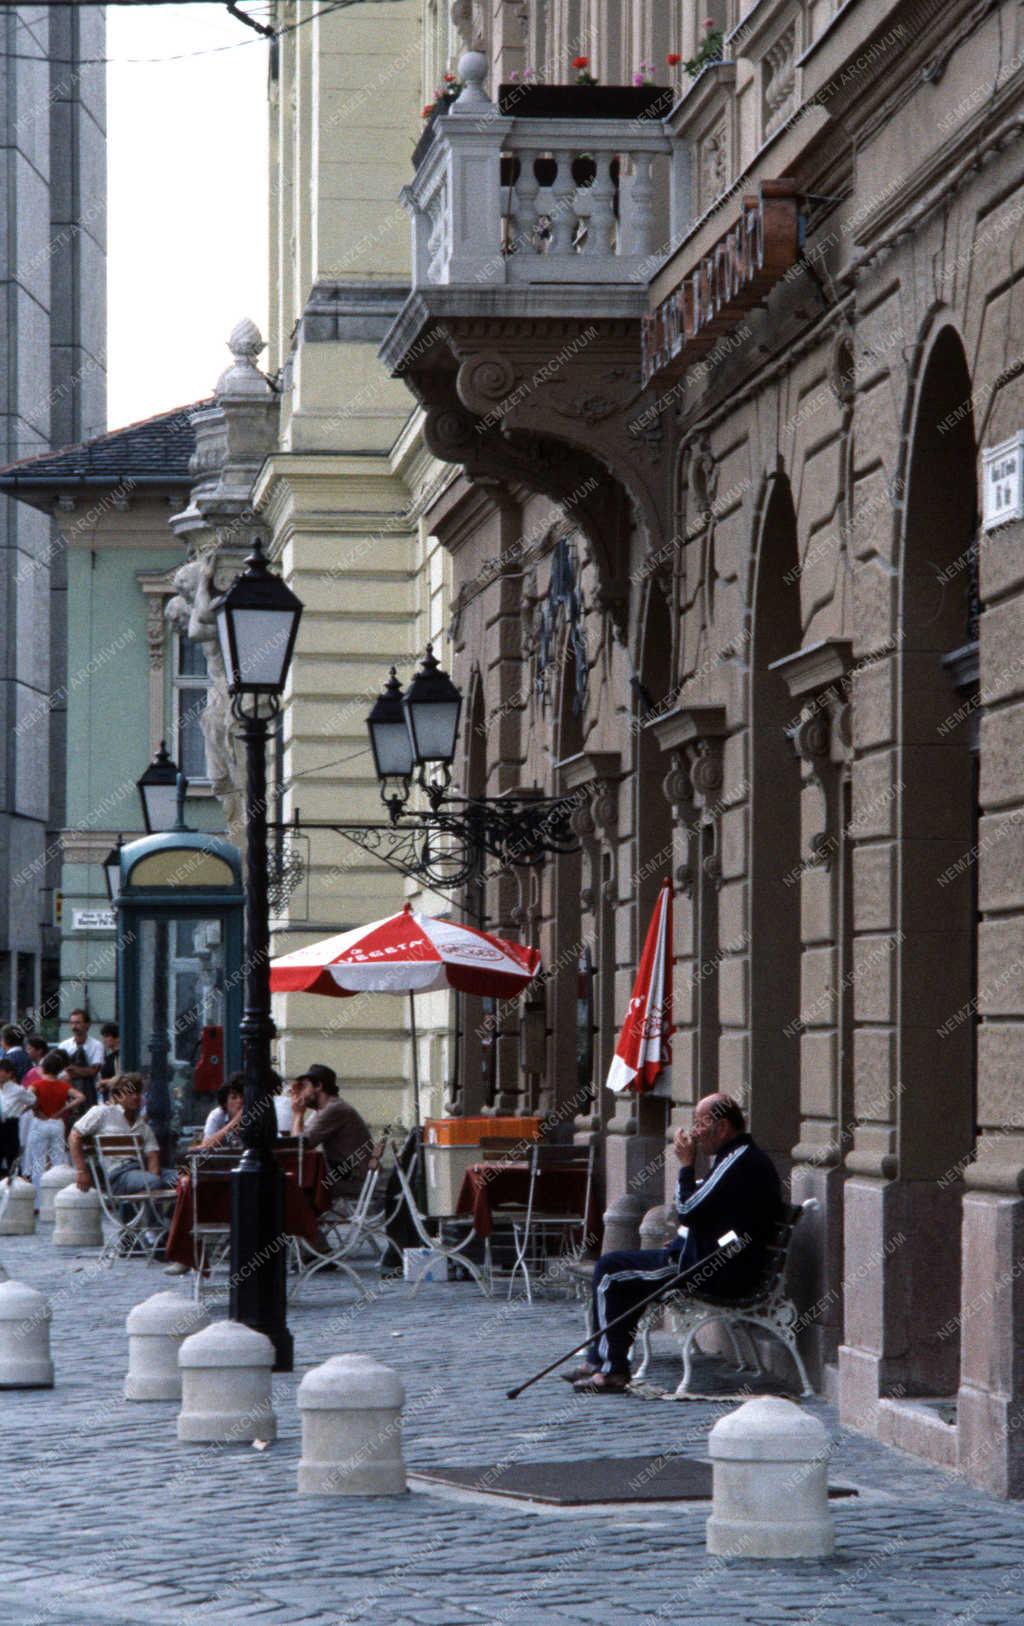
506, 1231, 747, 1400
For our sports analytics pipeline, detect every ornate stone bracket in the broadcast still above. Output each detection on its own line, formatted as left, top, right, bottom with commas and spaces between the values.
770, 640, 853, 873
649, 703, 729, 893
558, 750, 620, 907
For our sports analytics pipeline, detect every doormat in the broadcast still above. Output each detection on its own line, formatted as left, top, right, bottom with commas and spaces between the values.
409, 1455, 859, 1505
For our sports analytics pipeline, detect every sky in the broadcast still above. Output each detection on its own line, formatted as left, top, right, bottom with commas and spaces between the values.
107, 2, 270, 429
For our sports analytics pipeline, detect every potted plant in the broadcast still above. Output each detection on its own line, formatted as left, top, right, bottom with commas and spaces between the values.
497, 55, 671, 120
413, 72, 464, 168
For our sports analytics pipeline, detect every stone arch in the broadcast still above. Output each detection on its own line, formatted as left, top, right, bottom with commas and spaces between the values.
895, 317, 977, 1391
606, 575, 676, 1203
748, 468, 802, 1165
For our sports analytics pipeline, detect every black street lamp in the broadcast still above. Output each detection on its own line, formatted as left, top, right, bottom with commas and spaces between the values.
137, 741, 188, 833
355, 647, 579, 889
102, 836, 123, 904
212, 538, 303, 1372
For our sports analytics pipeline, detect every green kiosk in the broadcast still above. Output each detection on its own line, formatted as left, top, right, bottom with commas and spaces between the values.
115, 832, 243, 1157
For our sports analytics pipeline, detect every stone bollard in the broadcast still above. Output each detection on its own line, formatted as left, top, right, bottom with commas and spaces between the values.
0, 1177, 36, 1236
52, 1184, 104, 1248
639, 1204, 677, 1250
706, 1396, 834, 1558
39, 1165, 76, 1224
177, 1320, 276, 1444
601, 1194, 647, 1254
125, 1293, 212, 1402
297, 1354, 406, 1496
0, 1279, 54, 1388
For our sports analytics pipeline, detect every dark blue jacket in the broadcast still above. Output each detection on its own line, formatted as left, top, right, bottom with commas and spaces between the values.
671, 1132, 783, 1298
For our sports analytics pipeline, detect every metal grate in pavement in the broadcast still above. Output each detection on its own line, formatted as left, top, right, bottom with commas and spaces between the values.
410, 1453, 859, 1505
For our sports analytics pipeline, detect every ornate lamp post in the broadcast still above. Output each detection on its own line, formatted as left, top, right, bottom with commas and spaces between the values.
212, 538, 303, 1371
102, 836, 123, 905
135, 746, 190, 1161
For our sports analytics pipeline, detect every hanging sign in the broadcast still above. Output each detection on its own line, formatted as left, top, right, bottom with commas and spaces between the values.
642, 178, 800, 387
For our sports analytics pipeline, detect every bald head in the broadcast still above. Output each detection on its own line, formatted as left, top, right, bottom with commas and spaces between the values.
692, 1093, 746, 1156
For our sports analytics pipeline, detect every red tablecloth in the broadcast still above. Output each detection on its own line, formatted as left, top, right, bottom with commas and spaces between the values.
165, 1146, 331, 1269
455, 1160, 598, 1242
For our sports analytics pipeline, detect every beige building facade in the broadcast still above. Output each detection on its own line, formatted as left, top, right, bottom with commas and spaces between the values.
366, 0, 1024, 1498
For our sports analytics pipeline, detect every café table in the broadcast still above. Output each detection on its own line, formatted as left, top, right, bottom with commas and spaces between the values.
164, 1142, 332, 1271
454, 1158, 599, 1241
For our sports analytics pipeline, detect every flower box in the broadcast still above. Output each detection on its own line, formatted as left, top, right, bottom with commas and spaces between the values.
497, 82, 673, 121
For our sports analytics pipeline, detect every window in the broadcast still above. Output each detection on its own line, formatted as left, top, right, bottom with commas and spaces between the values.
174, 634, 210, 782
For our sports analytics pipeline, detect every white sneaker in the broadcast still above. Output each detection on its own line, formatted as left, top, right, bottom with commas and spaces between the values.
163, 1261, 189, 1276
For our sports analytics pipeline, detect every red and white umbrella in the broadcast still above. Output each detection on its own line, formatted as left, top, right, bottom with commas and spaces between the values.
269, 903, 541, 999
605, 880, 673, 1094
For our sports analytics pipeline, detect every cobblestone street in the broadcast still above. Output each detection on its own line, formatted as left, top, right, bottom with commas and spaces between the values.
1, 1232, 1022, 1626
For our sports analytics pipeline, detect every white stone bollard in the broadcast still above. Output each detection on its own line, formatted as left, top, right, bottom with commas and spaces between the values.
39, 1165, 76, 1223
177, 1320, 277, 1444
297, 1354, 406, 1496
706, 1396, 834, 1558
0, 1177, 37, 1236
52, 1184, 104, 1248
125, 1293, 212, 1402
0, 1279, 54, 1388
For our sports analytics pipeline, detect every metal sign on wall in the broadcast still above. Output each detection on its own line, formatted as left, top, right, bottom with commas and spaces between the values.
642, 178, 801, 388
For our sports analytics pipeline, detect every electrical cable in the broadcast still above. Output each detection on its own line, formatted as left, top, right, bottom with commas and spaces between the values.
0, 0, 410, 67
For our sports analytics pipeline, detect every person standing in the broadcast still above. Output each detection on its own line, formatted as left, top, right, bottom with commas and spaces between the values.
0, 1057, 36, 1170
22, 1035, 49, 1091
1, 1025, 31, 1083
23, 1051, 84, 1204
58, 1009, 104, 1110
98, 1023, 120, 1097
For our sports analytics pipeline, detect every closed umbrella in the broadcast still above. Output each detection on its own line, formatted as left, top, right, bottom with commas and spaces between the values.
605, 879, 673, 1094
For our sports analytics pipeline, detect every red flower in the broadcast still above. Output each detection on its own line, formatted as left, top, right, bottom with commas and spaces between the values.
572, 55, 590, 68
421, 104, 434, 118
444, 71, 457, 82
666, 52, 682, 65
703, 17, 715, 28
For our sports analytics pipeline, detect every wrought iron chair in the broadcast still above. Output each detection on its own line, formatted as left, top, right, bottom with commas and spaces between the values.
632, 1198, 817, 1397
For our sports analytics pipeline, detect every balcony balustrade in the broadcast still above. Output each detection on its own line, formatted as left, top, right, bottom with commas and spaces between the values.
402, 53, 688, 289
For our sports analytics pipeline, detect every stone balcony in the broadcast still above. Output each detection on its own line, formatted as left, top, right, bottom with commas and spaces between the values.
402, 56, 687, 289
380, 53, 692, 594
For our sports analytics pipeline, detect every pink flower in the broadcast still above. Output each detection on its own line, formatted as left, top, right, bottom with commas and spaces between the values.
633, 71, 646, 85
703, 17, 715, 29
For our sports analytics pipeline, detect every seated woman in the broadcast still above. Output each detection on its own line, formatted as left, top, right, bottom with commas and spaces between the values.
195, 1077, 244, 1152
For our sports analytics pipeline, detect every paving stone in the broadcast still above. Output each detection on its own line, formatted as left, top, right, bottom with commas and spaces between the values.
1, 1233, 1024, 1624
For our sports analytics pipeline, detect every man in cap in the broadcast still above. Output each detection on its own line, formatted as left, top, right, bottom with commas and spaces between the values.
292, 1063, 373, 1199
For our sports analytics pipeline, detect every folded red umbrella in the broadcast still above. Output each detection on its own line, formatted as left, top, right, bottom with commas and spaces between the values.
605, 880, 673, 1094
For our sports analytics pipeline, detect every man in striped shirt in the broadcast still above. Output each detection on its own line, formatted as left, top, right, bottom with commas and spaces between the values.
570, 1093, 783, 1394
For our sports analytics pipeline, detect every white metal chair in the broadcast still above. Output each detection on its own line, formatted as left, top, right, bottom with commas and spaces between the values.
288, 1140, 390, 1302
632, 1198, 817, 1397
185, 1149, 237, 1302
386, 1135, 491, 1297
502, 1141, 596, 1303
85, 1134, 178, 1267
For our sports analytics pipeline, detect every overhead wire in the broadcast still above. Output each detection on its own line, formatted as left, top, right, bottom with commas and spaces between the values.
0, 0, 410, 66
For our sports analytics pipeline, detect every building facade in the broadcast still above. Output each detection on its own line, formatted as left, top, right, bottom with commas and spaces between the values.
372, 0, 1024, 1496
0, 3, 106, 1028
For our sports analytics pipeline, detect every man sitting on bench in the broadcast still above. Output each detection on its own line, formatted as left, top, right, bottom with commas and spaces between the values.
570, 1093, 783, 1394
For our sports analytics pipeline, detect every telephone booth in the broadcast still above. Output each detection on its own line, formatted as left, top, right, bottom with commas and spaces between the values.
115, 832, 243, 1152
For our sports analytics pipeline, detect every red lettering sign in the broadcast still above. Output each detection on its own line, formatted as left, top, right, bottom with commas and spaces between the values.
641, 178, 799, 387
